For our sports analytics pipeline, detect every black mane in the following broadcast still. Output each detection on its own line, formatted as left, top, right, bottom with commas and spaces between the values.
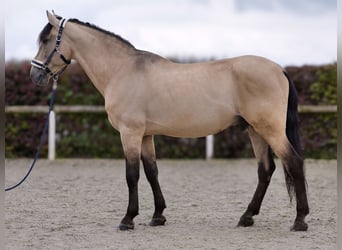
68, 19, 135, 48
38, 17, 135, 48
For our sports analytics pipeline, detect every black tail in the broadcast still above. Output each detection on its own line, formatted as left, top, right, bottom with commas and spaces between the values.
284, 71, 301, 156
283, 71, 302, 201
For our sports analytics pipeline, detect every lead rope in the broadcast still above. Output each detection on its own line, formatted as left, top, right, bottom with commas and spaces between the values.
5, 78, 58, 191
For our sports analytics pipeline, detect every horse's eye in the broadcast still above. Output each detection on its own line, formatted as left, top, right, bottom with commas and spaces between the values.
42, 38, 49, 44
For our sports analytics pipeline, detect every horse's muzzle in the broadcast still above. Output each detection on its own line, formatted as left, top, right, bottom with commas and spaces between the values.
30, 67, 49, 86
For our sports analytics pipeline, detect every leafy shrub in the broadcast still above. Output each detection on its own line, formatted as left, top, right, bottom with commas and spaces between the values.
309, 64, 337, 105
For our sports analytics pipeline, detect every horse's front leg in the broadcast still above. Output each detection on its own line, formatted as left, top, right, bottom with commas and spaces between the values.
118, 128, 144, 231
141, 135, 167, 226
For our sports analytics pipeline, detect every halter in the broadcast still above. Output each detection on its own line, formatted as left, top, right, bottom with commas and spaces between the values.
31, 18, 71, 81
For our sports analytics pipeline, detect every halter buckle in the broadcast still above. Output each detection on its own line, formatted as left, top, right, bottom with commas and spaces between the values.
52, 76, 58, 90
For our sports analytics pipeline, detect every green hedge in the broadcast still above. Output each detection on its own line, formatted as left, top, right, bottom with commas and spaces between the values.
5, 60, 336, 159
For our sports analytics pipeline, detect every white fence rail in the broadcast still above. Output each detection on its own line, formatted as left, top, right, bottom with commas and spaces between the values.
6, 105, 337, 160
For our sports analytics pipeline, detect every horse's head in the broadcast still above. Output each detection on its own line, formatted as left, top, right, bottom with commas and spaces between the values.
30, 11, 72, 85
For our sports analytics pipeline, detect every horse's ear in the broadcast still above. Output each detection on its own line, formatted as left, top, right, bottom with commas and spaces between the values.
46, 10, 59, 28
52, 10, 63, 20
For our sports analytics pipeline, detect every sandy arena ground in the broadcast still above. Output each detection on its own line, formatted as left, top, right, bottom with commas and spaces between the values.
5, 159, 336, 250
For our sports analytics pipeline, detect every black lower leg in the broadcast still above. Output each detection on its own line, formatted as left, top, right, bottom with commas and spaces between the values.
238, 148, 275, 227
142, 157, 166, 226
291, 179, 309, 231
119, 157, 140, 230
288, 156, 309, 231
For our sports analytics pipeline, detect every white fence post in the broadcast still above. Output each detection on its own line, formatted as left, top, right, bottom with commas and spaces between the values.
206, 135, 214, 160
48, 110, 56, 160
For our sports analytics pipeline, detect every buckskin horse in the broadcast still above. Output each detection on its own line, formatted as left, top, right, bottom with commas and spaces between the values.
30, 11, 309, 231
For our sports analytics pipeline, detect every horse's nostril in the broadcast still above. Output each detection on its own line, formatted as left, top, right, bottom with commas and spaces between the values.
30, 67, 47, 85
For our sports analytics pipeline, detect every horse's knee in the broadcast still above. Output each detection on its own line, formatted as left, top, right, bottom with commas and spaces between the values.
125, 157, 140, 187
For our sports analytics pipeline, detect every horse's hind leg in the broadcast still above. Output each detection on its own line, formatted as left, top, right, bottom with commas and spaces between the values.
141, 135, 167, 226
274, 141, 309, 231
238, 127, 276, 227
263, 132, 309, 231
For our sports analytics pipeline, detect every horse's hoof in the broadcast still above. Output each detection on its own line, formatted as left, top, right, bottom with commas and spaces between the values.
290, 220, 308, 231
237, 216, 254, 227
150, 215, 166, 226
118, 222, 134, 231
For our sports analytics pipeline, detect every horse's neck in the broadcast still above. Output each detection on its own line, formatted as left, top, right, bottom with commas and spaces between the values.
65, 24, 135, 96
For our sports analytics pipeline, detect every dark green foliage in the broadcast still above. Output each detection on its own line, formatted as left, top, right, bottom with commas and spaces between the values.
155, 136, 205, 159
309, 64, 337, 105
214, 127, 253, 158
5, 62, 51, 105
5, 60, 336, 159
56, 114, 123, 158
5, 113, 48, 158
300, 113, 336, 159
